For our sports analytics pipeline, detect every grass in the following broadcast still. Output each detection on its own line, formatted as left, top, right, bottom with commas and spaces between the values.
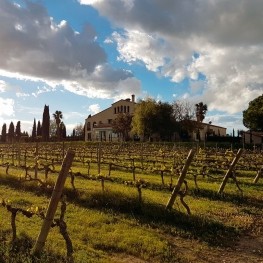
0, 146, 263, 262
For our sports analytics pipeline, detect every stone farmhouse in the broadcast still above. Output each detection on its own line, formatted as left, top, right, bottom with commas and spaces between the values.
84, 95, 136, 141
84, 95, 227, 142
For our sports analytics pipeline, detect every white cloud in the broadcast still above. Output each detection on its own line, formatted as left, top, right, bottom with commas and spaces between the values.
0, 0, 141, 100
64, 111, 85, 121
82, 0, 263, 114
0, 80, 6, 92
16, 92, 30, 97
88, 104, 100, 114
32, 86, 56, 97
0, 98, 15, 117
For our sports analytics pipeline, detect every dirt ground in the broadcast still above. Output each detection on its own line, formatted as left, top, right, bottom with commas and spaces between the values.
109, 233, 263, 263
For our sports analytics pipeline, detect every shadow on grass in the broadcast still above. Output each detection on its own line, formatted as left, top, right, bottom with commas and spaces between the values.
191, 188, 263, 209
0, 173, 244, 247
0, 230, 68, 263
69, 189, 239, 247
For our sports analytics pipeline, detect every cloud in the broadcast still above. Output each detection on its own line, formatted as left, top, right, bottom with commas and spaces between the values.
88, 104, 100, 114
81, 0, 263, 113
32, 86, 56, 97
0, 98, 15, 117
0, 0, 141, 100
205, 112, 245, 133
0, 80, 7, 92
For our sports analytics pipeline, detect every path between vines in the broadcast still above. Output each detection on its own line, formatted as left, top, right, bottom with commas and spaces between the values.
109, 232, 263, 263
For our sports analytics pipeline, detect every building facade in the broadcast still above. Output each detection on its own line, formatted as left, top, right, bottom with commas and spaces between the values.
242, 131, 263, 144
191, 122, 227, 141
84, 95, 136, 141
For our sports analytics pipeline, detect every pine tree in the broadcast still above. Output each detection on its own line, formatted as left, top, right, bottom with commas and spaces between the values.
42, 105, 50, 141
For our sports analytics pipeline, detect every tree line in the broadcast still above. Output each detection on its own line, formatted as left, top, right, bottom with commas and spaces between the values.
112, 99, 208, 141
0, 105, 84, 143
111, 94, 263, 142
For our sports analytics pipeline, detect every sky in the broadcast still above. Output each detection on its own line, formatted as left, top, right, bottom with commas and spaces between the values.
0, 0, 263, 136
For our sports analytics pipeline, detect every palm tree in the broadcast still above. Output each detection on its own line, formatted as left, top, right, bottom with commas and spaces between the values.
195, 102, 208, 141
195, 102, 207, 123
53, 110, 63, 140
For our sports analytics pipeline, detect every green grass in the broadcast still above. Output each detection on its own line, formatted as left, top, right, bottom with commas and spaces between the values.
0, 145, 263, 262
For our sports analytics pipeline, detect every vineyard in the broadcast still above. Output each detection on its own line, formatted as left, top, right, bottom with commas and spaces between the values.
0, 141, 263, 263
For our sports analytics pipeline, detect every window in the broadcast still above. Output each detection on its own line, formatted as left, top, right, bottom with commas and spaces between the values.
108, 119, 112, 124
114, 107, 116, 114
127, 106, 130, 113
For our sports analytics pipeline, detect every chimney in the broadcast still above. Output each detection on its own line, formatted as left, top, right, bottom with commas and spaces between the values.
131, 94, 135, 102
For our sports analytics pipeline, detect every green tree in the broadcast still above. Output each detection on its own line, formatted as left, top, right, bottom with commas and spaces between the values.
112, 113, 132, 141
49, 120, 57, 138
243, 94, 263, 131
32, 118, 37, 140
60, 122, 67, 139
155, 102, 175, 141
131, 98, 175, 141
195, 102, 208, 141
42, 105, 50, 141
8, 122, 15, 143
195, 102, 208, 123
131, 98, 157, 140
1, 123, 7, 142
15, 121, 21, 141
37, 121, 42, 137
53, 110, 63, 140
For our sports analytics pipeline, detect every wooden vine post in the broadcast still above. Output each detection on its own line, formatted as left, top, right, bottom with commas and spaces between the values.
97, 143, 102, 174
32, 149, 75, 255
166, 149, 196, 210
218, 148, 243, 194
18, 141, 21, 166
253, 166, 263, 184
34, 142, 39, 179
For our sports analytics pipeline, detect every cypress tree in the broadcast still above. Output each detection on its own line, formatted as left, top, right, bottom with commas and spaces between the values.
42, 105, 50, 141
8, 122, 15, 143
15, 121, 21, 141
1, 123, 7, 142
32, 118, 37, 141
60, 122, 67, 139
37, 120, 42, 137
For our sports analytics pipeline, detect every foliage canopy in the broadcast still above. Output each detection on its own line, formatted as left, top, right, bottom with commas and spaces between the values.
131, 98, 175, 141
243, 94, 263, 131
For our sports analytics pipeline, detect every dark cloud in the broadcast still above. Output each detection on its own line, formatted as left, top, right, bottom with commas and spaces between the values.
0, 0, 141, 98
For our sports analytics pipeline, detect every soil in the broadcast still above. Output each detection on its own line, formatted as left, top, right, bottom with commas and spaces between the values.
109, 233, 263, 263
